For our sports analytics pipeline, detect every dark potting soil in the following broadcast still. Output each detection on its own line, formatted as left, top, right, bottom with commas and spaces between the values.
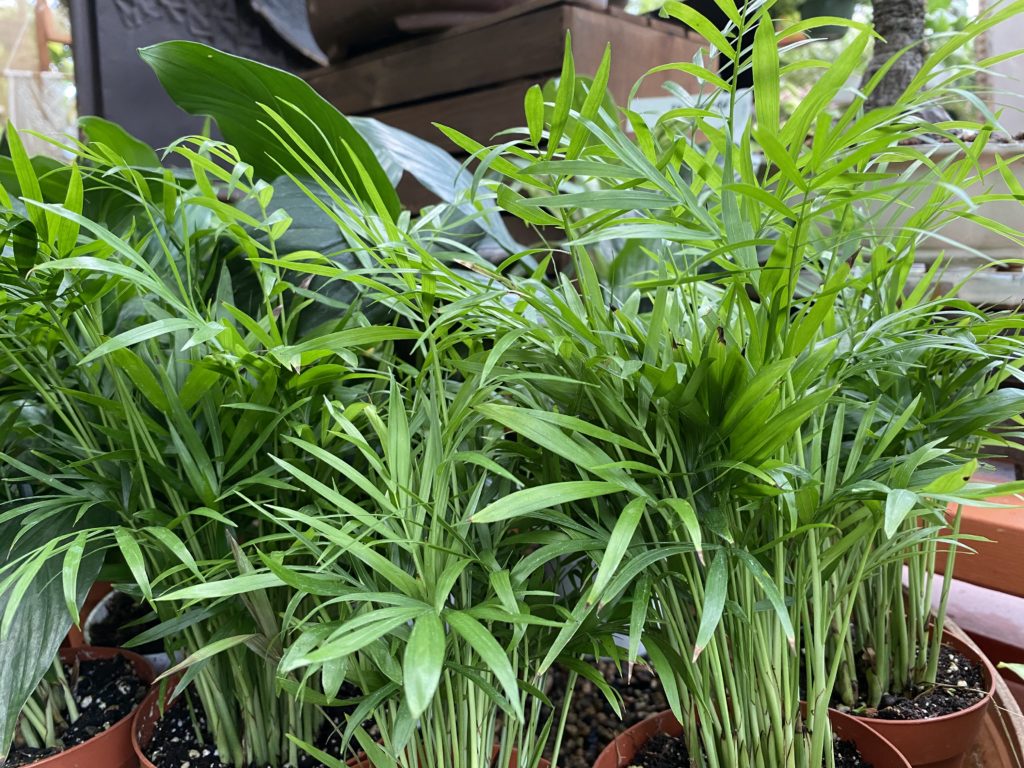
863, 645, 987, 721
544, 659, 669, 768
88, 590, 164, 654
143, 687, 366, 768
629, 733, 690, 768
629, 732, 873, 768
6, 654, 147, 768
545, 659, 874, 768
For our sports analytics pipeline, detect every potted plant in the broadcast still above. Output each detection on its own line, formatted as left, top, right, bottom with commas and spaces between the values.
0, 81, 412, 765
0, 37, 561, 768
2, 646, 152, 768
132, 362, 631, 768
825, 196, 1024, 766
393, 3, 1024, 766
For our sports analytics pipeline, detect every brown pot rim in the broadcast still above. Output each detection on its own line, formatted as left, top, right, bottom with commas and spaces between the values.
23, 646, 155, 768
131, 677, 180, 768
848, 629, 997, 728
593, 707, 910, 768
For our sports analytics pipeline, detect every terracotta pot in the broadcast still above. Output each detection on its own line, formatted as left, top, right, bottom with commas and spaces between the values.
131, 683, 173, 768
25, 646, 154, 768
306, 0, 528, 61
84, 591, 174, 675
593, 708, 910, 768
851, 632, 997, 768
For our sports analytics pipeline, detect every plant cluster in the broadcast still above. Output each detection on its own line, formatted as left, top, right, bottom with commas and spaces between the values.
1, 2, 1023, 768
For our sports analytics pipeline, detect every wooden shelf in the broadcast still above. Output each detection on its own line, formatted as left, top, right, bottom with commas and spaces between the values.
305, 0, 708, 146
939, 492, 1024, 600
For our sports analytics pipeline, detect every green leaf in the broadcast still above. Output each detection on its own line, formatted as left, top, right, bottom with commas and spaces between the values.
61, 532, 88, 626
589, 497, 645, 607
144, 527, 201, 577
114, 526, 151, 602
156, 573, 284, 602
753, 11, 781, 133
692, 551, 727, 662
5, 126, 45, 235
404, 612, 446, 717
139, 41, 399, 218
923, 460, 978, 495
306, 607, 428, 663
79, 116, 161, 168
80, 319, 197, 365
156, 634, 256, 682
11, 218, 37, 273
1001, 662, 1024, 683
547, 32, 577, 157
884, 489, 919, 538
660, 2, 736, 62
55, 163, 83, 254
525, 85, 545, 147
567, 45, 612, 160
471, 481, 621, 524
662, 498, 703, 565
445, 610, 524, 721
735, 551, 795, 649
0, 517, 103, 761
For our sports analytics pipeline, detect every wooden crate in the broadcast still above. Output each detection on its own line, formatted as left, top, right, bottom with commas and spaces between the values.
304, 0, 708, 146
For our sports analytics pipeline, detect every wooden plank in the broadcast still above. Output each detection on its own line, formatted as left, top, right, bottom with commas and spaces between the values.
306, 0, 623, 76
937, 494, 1024, 600
370, 77, 545, 146
307, 2, 706, 116
306, 6, 568, 114
566, 5, 708, 102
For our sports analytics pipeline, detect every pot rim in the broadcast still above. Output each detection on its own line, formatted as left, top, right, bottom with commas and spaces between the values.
595, 708, 909, 768
848, 630, 997, 728
131, 677, 181, 768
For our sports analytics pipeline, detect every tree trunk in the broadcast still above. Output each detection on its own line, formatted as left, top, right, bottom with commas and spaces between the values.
864, 0, 927, 109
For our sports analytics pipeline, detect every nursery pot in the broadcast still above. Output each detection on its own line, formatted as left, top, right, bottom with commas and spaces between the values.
25, 646, 154, 768
63, 581, 112, 648
593, 708, 911, 768
132, 684, 176, 768
851, 632, 997, 768
84, 590, 174, 675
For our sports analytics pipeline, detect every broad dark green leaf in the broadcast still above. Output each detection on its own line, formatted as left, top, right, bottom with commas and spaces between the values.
0, 517, 103, 761
403, 612, 446, 717
139, 41, 399, 218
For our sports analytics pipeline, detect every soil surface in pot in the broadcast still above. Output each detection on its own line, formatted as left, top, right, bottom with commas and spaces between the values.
7, 654, 147, 768
544, 659, 668, 768
630, 732, 873, 768
88, 591, 163, 654
846, 644, 987, 720
143, 685, 367, 768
